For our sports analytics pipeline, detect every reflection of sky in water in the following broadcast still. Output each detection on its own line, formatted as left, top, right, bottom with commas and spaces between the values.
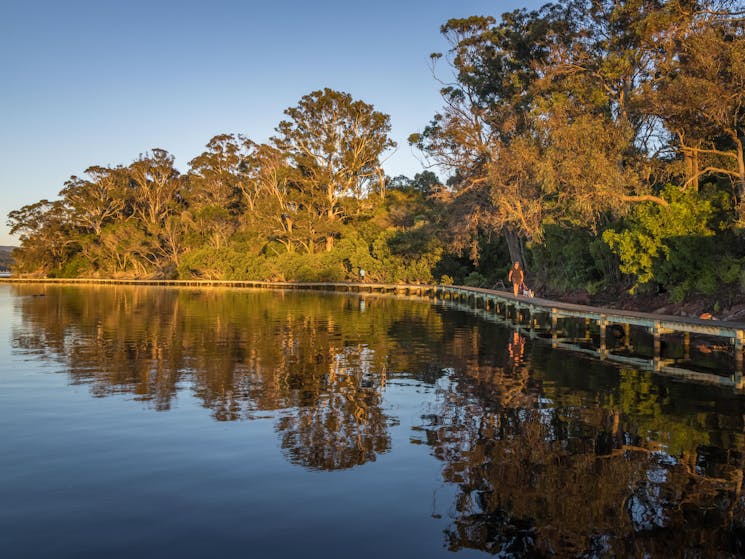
646, 465, 669, 484
633, 454, 675, 530
628, 486, 667, 531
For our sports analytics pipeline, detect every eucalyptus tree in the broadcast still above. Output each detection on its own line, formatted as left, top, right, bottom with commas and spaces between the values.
389, 171, 441, 196
96, 221, 155, 276
7, 199, 78, 275
410, 8, 564, 265
128, 148, 183, 235
126, 149, 185, 272
53, 166, 131, 275
246, 143, 306, 253
273, 88, 396, 252
547, 0, 712, 194
411, 2, 692, 267
643, 2, 745, 197
547, 0, 745, 201
59, 166, 128, 236
593, 0, 745, 293
186, 134, 255, 249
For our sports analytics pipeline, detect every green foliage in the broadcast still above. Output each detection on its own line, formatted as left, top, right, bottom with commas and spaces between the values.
174, 223, 444, 284
530, 225, 609, 292
432, 254, 473, 286
463, 271, 487, 287
603, 186, 712, 285
585, 279, 605, 297
388, 171, 440, 196
58, 253, 90, 278
603, 185, 743, 300
294, 255, 347, 282
367, 229, 441, 284
178, 246, 241, 279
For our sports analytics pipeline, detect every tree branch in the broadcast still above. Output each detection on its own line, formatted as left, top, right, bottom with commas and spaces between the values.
620, 194, 669, 207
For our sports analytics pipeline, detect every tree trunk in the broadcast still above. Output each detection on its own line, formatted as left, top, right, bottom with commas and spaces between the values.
504, 229, 525, 271
736, 137, 745, 201
683, 146, 700, 191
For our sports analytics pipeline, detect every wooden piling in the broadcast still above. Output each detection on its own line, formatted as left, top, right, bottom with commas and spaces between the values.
653, 321, 662, 371
551, 308, 558, 348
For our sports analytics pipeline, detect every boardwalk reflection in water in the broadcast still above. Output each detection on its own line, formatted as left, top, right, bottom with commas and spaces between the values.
6, 284, 745, 557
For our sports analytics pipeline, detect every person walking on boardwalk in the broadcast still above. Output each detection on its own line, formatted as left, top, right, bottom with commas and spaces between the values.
508, 261, 524, 297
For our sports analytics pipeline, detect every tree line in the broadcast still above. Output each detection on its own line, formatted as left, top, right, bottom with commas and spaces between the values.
8, 0, 745, 301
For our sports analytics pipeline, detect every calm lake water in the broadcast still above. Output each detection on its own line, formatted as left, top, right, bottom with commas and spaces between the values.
2, 284, 745, 558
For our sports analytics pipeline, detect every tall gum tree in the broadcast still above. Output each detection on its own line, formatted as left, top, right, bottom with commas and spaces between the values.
644, 4, 745, 200
411, 2, 695, 268
7, 199, 78, 275
548, 0, 700, 197
246, 143, 302, 253
128, 149, 183, 236
273, 88, 395, 252
186, 134, 255, 249
410, 9, 565, 266
59, 166, 128, 236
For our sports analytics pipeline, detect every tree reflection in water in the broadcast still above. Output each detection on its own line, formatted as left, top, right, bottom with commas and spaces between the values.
10, 284, 745, 556
418, 327, 745, 557
276, 345, 393, 470
10, 285, 442, 470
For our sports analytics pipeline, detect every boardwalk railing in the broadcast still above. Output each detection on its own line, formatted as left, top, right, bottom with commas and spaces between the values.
2, 278, 744, 390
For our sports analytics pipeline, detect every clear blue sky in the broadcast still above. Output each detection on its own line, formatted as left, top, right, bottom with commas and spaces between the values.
0, 0, 544, 246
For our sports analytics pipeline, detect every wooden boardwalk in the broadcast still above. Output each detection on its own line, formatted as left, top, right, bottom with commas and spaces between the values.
437, 285, 745, 391
3, 277, 744, 390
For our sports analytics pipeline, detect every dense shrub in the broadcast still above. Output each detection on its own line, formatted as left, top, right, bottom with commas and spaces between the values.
602, 185, 743, 300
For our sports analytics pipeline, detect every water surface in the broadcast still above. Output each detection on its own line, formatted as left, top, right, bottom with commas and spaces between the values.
1, 284, 744, 558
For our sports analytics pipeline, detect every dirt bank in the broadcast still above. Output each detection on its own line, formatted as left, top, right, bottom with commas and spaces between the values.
550, 288, 745, 323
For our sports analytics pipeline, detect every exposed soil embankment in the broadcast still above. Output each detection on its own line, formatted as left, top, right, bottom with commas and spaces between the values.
550, 287, 745, 323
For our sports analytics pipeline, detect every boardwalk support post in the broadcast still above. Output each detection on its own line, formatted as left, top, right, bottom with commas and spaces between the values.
653, 321, 662, 371
735, 330, 744, 389
551, 308, 558, 348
